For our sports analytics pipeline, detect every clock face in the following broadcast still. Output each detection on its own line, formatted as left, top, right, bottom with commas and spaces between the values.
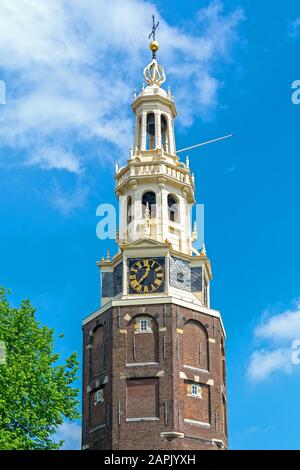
128, 258, 165, 294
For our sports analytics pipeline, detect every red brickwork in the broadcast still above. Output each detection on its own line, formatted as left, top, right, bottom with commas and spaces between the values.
126, 316, 159, 364
183, 320, 209, 371
182, 381, 210, 424
82, 302, 228, 450
126, 378, 159, 419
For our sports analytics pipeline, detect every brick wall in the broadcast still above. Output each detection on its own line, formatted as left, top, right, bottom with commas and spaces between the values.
182, 320, 209, 371
126, 378, 159, 419
82, 302, 228, 450
126, 315, 159, 364
183, 381, 210, 424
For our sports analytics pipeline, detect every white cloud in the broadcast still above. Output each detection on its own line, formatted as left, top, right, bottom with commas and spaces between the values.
255, 301, 300, 342
247, 300, 300, 383
0, 0, 244, 173
55, 421, 81, 450
241, 425, 273, 435
247, 348, 292, 383
288, 17, 300, 38
28, 147, 81, 173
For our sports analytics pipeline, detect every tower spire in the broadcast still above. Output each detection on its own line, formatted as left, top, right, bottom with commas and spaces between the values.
143, 14, 166, 87
148, 13, 160, 59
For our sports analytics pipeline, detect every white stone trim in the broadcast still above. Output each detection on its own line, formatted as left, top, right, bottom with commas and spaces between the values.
184, 419, 210, 429
126, 417, 159, 422
183, 365, 209, 374
82, 295, 226, 337
89, 424, 106, 433
126, 362, 159, 367
161, 432, 184, 439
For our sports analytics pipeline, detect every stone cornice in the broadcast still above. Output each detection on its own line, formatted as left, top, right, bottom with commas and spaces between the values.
82, 295, 226, 337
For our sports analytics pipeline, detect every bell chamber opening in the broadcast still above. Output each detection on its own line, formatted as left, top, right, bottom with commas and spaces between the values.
146, 112, 156, 150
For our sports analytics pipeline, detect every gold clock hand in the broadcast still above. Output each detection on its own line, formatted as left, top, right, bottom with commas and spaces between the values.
138, 266, 151, 284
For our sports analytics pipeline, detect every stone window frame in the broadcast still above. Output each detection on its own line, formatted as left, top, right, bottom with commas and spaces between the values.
138, 318, 150, 333
187, 382, 203, 399
132, 315, 154, 334
94, 388, 104, 405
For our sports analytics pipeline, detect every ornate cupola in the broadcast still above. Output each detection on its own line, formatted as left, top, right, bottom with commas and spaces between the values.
82, 15, 228, 452
115, 32, 195, 257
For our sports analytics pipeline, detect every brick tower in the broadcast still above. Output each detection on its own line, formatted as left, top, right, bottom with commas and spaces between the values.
82, 21, 228, 451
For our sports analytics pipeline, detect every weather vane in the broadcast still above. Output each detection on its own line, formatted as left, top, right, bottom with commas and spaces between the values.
148, 13, 160, 59
149, 14, 159, 42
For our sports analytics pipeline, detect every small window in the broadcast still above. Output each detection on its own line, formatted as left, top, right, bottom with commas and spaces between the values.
140, 319, 149, 332
177, 272, 184, 283
191, 384, 200, 397
168, 194, 179, 222
137, 115, 142, 151
161, 115, 169, 152
94, 389, 104, 404
146, 112, 155, 150
127, 196, 133, 225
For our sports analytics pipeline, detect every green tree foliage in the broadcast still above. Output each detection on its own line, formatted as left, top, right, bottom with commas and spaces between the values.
0, 288, 80, 449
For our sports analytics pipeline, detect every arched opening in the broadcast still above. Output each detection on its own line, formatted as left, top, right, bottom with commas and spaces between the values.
161, 115, 169, 152
168, 194, 179, 222
127, 196, 133, 225
142, 191, 156, 218
90, 325, 105, 378
136, 115, 142, 151
146, 112, 155, 150
183, 320, 209, 371
126, 315, 159, 364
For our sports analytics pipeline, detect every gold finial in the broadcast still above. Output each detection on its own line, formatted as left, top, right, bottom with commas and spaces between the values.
149, 40, 159, 54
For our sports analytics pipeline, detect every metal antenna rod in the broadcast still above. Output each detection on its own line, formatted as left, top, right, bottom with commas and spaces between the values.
177, 134, 234, 154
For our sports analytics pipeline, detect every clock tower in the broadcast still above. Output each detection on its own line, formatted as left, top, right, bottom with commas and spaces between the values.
82, 23, 228, 451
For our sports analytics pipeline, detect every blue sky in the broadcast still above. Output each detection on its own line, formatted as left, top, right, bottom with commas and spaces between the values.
0, 0, 300, 450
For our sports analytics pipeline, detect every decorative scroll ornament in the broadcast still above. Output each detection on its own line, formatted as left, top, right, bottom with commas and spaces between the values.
143, 58, 166, 87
